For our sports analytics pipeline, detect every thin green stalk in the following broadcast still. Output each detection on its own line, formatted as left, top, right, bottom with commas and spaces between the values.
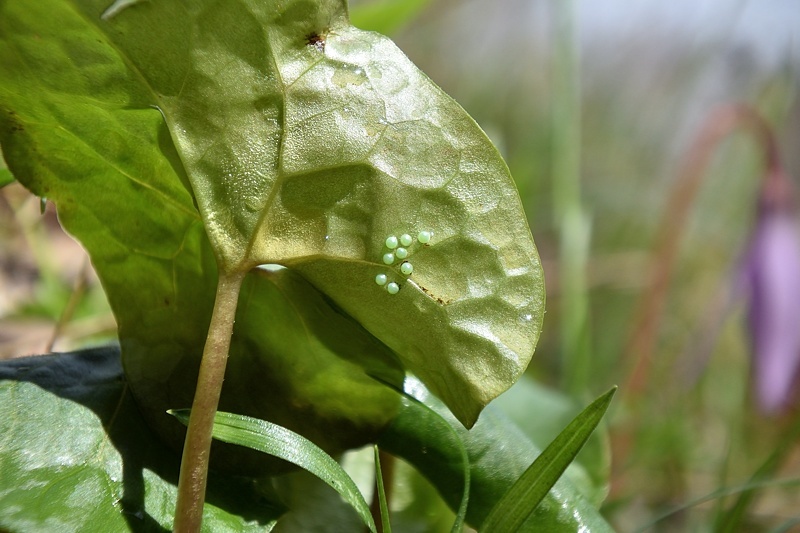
173, 270, 246, 533
552, 0, 591, 395
372, 446, 392, 533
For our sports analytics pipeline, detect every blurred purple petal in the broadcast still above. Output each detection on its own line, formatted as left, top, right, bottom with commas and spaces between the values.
744, 171, 800, 413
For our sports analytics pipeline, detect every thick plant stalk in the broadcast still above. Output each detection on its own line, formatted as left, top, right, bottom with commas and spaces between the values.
173, 270, 246, 533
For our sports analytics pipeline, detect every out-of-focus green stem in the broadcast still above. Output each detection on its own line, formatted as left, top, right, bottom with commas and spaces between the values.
552, 0, 591, 396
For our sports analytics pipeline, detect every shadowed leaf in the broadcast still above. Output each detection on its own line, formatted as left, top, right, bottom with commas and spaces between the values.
0, 347, 283, 532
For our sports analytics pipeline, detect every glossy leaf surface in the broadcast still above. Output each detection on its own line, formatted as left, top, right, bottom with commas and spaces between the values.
378, 378, 615, 532
0, 0, 544, 427
0, 347, 282, 532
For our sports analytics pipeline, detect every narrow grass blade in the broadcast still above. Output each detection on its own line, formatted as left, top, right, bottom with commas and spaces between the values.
635, 477, 800, 532
481, 386, 616, 532
170, 409, 376, 533
373, 445, 392, 533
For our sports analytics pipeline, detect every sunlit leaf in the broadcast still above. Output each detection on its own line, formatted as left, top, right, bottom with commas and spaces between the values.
481, 387, 616, 532
0, 0, 403, 475
0, 347, 282, 532
0, 0, 544, 428
170, 408, 377, 533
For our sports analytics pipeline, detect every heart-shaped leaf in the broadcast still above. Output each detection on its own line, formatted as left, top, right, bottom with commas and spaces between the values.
0, 0, 544, 427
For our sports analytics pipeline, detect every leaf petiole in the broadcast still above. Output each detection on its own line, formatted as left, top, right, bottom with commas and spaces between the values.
172, 270, 246, 533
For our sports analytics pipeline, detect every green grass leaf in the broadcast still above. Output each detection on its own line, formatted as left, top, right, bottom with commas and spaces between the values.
380, 378, 615, 531
170, 408, 377, 533
373, 445, 392, 533
481, 387, 617, 532
493, 376, 612, 506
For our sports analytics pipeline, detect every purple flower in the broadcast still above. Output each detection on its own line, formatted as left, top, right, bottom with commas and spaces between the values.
743, 168, 800, 413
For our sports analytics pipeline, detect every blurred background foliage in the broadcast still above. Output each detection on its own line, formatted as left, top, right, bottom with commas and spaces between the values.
2, 0, 800, 530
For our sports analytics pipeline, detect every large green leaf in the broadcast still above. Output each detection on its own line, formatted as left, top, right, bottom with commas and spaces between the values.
0, 347, 283, 532
0, 347, 611, 533
0, 0, 544, 428
378, 378, 616, 532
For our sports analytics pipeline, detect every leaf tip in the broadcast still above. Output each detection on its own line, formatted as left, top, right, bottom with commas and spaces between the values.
167, 408, 190, 425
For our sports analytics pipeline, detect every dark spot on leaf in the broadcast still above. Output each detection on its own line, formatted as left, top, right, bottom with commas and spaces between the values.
164, 298, 170, 306
420, 285, 450, 306
6, 111, 24, 133
306, 31, 326, 52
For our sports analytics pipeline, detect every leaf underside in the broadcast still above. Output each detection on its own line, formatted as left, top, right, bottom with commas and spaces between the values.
0, 0, 543, 429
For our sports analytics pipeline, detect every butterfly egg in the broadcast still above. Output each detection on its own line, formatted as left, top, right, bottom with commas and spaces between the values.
375, 273, 388, 286
400, 233, 413, 247
385, 235, 399, 249
400, 262, 413, 275
395, 247, 408, 259
382, 252, 395, 265
417, 231, 432, 244
387, 282, 400, 294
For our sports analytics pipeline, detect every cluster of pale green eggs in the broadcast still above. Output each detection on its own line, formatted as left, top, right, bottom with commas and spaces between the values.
374, 231, 432, 294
